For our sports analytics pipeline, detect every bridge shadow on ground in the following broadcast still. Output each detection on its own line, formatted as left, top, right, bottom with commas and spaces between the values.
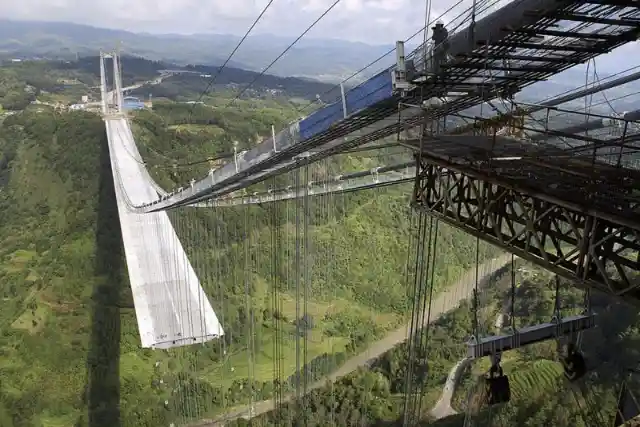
85, 135, 123, 427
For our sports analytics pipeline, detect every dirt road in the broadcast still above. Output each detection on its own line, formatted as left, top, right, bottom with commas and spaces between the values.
193, 255, 512, 426
429, 356, 473, 419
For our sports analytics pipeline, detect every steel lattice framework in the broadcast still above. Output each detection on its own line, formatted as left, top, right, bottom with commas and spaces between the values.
411, 134, 640, 301
402, 0, 640, 304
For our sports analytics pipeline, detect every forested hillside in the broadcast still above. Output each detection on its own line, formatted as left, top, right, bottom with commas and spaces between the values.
0, 55, 340, 113
0, 60, 99, 110
0, 108, 127, 427
128, 71, 341, 104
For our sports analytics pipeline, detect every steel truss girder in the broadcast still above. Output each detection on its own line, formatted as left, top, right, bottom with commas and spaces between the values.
412, 157, 640, 302
467, 314, 596, 359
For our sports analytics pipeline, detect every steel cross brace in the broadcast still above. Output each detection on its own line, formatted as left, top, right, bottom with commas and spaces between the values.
412, 156, 640, 302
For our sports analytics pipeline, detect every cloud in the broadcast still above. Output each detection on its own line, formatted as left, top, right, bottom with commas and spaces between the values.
0, 0, 494, 44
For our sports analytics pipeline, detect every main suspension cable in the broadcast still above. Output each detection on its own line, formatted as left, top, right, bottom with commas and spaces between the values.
227, 0, 342, 107
187, 0, 276, 121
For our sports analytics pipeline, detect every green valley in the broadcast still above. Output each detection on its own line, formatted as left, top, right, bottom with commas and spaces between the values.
0, 58, 489, 427
0, 56, 639, 427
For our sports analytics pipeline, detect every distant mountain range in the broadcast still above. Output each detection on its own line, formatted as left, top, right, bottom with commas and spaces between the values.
0, 19, 400, 83
3, 19, 638, 111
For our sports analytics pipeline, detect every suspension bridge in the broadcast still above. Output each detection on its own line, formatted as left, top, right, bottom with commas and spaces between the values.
96, 0, 640, 424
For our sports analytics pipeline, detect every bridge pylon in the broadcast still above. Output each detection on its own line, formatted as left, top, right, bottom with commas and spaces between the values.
99, 48, 125, 117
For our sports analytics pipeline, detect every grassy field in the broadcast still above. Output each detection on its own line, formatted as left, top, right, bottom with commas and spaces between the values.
463, 357, 567, 407
507, 359, 564, 400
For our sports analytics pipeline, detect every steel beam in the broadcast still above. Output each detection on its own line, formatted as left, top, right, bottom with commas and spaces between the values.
467, 314, 596, 359
412, 156, 640, 302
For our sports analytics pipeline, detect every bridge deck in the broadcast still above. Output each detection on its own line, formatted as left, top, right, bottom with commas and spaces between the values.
105, 118, 223, 349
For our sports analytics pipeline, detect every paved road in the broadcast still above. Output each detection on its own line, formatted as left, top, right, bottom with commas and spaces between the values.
430, 356, 473, 419
192, 255, 513, 426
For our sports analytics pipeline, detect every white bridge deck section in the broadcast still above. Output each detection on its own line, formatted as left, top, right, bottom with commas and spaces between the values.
105, 117, 224, 349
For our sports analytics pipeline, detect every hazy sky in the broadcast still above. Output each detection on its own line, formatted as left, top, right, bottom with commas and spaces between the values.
0, 0, 502, 44
1, 0, 636, 71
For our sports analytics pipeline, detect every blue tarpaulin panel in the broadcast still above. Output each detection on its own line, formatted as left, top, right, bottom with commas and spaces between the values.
345, 71, 393, 114
298, 101, 344, 140
298, 69, 393, 141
